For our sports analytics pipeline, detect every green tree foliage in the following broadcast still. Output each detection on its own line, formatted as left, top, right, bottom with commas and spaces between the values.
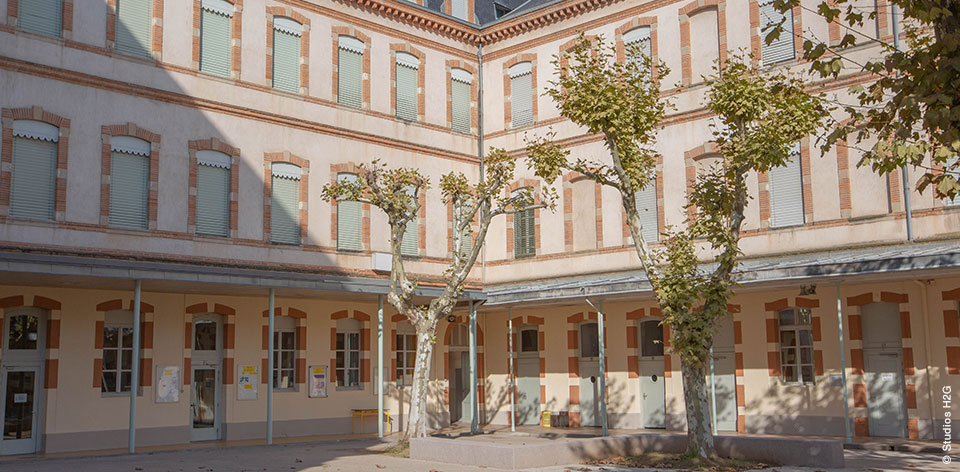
769, 0, 960, 199
321, 151, 552, 440
525, 34, 824, 457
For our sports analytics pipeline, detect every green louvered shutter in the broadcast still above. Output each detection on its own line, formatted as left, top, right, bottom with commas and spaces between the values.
18, 0, 62, 37
196, 163, 230, 237
115, 0, 153, 59
337, 174, 362, 250
396, 62, 418, 121
10, 137, 57, 220
270, 173, 300, 245
338, 48, 363, 108
769, 142, 804, 227
513, 194, 535, 258
109, 151, 149, 229
451, 78, 471, 133
511, 72, 533, 128
200, 6, 232, 77
760, 0, 795, 66
634, 179, 659, 243
273, 28, 301, 93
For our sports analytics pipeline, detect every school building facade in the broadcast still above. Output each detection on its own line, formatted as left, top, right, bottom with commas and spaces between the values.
0, 0, 958, 456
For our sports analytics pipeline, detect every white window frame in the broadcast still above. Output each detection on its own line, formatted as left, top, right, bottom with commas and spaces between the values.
272, 316, 297, 391
778, 307, 815, 385
395, 323, 416, 388
101, 311, 141, 396
336, 320, 361, 389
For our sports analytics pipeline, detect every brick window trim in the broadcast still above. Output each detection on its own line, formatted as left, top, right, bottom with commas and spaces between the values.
389, 43, 426, 122
265, 6, 311, 95
192, 0, 243, 78
683, 142, 721, 217
827, 1, 894, 47
330, 309, 372, 385
92, 298, 155, 390
624, 306, 668, 380
762, 297, 823, 382
0, 106, 70, 222
263, 152, 309, 244
329, 162, 371, 251
0, 295, 63, 389
620, 155, 665, 245
562, 171, 603, 252
614, 17, 660, 78
505, 178, 542, 259
757, 136, 814, 229
183, 302, 238, 385
100, 123, 161, 230
7, 0, 75, 39
443, 0, 476, 23
260, 306, 308, 386
188, 138, 240, 238
106, 0, 164, 60
331, 26, 371, 109
445, 59, 479, 135
748, 0, 802, 67
678, 0, 727, 87
502, 53, 538, 130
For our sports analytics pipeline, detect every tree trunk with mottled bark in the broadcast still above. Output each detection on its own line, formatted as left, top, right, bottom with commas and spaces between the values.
681, 358, 715, 458
403, 329, 436, 440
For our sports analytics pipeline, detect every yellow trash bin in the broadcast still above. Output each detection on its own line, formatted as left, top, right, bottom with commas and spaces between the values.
541, 410, 551, 427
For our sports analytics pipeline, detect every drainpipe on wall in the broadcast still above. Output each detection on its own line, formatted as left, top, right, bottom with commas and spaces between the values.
477, 42, 486, 284
508, 307, 516, 432
914, 279, 936, 437
128, 280, 142, 454
891, 3, 914, 241
469, 300, 479, 433
378, 294, 384, 438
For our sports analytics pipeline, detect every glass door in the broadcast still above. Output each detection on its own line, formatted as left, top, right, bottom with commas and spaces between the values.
1, 366, 40, 455
190, 365, 220, 441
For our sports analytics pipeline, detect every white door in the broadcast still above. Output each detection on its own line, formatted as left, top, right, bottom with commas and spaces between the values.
866, 351, 907, 437
709, 351, 737, 431
517, 357, 541, 425
0, 365, 41, 455
638, 319, 665, 429
190, 364, 221, 441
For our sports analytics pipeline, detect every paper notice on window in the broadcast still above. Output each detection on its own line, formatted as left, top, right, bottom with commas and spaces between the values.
155, 366, 180, 403
881, 373, 895, 381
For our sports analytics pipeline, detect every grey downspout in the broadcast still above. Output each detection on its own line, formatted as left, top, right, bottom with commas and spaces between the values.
378, 294, 384, 438
836, 284, 851, 443
469, 300, 479, 433
584, 297, 608, 437
508, 308, 516, 432
477, 42, 486, 284
128, 280, 142, 454
892, 3, 914, 241
267, 288, 275, 444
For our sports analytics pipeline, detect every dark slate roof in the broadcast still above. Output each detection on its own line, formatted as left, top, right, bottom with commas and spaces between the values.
484, 240, 960, 305
411, 0, 556, 26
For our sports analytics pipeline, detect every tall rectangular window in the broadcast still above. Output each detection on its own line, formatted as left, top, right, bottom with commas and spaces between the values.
101, 311, 136, 394
273, 316, 296, 390
509, 62, 533, 128
337, 173, 362, 251
338, 36, 364, 108
769, 142, 804, 228
195, 150, 231, 237
200, 0, 233, 77
395, 326, 415, 387
623, 26, 652, 72
18, 0, 62, 37
272, 17, 302, 93
10, 121, 58, 221
634, 175, 658, 243
114, 0, 154, 58
270, 163, 301, 245
580, 323, 599, 358
779, 308, 814, 384
451, 69, 472, 133
336, 320, 361, 388
760, 0, 795, 66
109, 136, 150, 230
395, 52, 419, 121
400, 185, 418, 256
513, 190, 535, 258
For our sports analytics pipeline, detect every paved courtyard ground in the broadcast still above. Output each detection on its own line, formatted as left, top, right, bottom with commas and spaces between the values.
0, 438, 950, 472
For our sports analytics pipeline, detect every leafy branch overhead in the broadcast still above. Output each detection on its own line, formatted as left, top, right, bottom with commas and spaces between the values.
769, 0, 960, 199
